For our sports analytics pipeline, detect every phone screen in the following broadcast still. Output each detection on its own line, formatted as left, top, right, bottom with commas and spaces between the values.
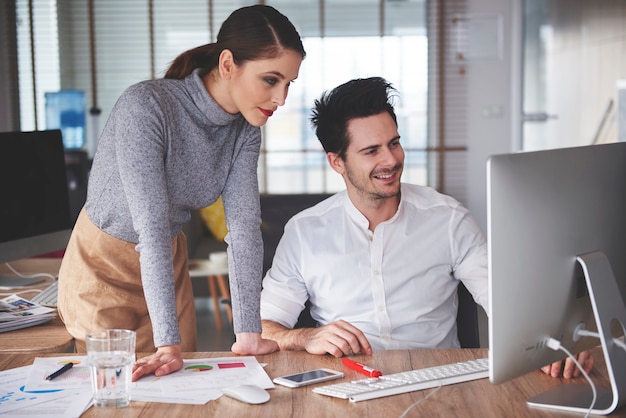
283, 370, 335, 383
273, 368, 344, 387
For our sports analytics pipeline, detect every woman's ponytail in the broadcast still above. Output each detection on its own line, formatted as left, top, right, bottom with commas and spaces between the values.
164, 43, 219, 80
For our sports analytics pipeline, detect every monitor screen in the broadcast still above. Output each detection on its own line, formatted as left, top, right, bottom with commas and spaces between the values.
487, 142, 626, 414
0, 130, 73, 265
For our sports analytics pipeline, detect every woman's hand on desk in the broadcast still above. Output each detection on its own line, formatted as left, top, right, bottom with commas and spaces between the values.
131, 344, 183, 382
540, 350, 594, 379
231, 332, 279, 355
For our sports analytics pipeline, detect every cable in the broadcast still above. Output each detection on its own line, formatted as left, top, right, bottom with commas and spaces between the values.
4, 263, 56, 281
397, 383, 443, 418
546, 338, 596, 418
575, 326, 626, 353
1, 263, 54, 298
613, 337, 626, 352
0, 289, 43, 296
575, 328, 600, 339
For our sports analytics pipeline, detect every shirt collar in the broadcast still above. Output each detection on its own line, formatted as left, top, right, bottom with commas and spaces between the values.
341, 185, 405, 229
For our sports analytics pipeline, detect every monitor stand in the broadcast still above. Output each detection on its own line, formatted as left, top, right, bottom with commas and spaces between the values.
527, 251, 626, 415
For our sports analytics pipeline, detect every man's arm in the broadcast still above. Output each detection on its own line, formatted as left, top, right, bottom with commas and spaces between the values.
261, 319, 372, 357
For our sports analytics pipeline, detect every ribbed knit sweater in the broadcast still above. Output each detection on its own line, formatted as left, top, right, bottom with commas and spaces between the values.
85, 69, 263, 346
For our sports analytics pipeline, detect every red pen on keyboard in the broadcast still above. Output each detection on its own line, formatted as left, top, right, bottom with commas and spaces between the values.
342, 358, 382, 377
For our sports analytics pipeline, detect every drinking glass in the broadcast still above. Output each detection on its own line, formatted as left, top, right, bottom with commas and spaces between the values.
86, 329, 136, 408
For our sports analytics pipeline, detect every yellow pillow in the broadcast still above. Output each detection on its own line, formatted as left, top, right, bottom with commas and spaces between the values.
199, 196, 228, 241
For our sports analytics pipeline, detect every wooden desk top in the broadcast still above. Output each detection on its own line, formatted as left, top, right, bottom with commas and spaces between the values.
0, 258, 74, 353
0, 347, 621, 417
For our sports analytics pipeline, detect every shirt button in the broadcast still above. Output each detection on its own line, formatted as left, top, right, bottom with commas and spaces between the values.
373, 270, 380, 275
377, 306, 383, 312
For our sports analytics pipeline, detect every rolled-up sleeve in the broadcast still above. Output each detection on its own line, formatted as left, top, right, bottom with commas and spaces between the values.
260, 219, 309, 328
450, 207, 489, 313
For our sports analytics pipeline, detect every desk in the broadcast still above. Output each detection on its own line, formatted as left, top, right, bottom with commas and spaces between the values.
0, 347, 621, 417
188, 259, 232, 331
0, 258, 74, 353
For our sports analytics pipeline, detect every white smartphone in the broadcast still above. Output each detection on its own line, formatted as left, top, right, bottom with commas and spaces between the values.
273, 368, 344, 388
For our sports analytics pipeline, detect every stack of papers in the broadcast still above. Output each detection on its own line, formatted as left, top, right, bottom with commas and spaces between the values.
131, 356, 275, 404
0, 294, 55, 333
0, 363, 92, 418
0, 355, 274, 417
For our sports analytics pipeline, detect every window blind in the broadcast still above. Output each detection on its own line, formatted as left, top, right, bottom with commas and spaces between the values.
16, 0, 60, 131
427, 0, 469, 204
14, 0, 468, 201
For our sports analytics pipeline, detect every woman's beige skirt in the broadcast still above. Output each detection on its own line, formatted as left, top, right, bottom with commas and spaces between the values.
58, 208, 197, 353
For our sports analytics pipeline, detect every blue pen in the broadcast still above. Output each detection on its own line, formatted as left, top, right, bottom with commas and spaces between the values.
45, 362, 73, 381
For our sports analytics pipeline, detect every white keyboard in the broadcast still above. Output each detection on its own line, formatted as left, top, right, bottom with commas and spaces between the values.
313, 357, 489, 402
30, 280, 58, 307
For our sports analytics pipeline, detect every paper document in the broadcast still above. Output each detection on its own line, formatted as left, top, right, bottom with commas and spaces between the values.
11, 355, 273, 411
132, 356, 274, 404
24, 356, 90, 392
0, 365, 91, 417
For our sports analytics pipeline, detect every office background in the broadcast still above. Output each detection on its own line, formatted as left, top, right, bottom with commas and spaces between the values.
2, 0, 626, 231
1, 0, 626, 348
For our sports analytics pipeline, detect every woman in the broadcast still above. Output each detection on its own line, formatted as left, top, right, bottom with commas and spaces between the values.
57, 5, 305, 381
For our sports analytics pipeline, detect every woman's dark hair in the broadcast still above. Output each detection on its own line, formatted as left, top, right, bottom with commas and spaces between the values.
311, 77, 398, 160
164, 5, 305, 79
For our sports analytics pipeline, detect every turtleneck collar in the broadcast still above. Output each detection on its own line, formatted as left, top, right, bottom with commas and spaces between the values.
186, 68, 242, 127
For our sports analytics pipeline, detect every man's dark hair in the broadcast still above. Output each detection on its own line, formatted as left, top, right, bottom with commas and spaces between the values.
310, 77, 398, 160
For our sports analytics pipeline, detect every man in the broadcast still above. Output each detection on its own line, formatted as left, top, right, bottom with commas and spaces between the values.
260, 77, 592, 378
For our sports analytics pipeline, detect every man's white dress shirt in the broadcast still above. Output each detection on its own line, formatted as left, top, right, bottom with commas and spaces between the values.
260, 183, 488, 349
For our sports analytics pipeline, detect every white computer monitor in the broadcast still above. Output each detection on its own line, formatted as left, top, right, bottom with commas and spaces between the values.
487, 142, 626, 415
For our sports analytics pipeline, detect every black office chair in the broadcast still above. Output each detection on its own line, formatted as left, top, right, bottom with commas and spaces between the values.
260, 193, 332, 274
456, 281, 481, 348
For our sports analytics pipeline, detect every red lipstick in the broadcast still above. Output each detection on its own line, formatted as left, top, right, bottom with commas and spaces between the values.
259, 108, 274, 117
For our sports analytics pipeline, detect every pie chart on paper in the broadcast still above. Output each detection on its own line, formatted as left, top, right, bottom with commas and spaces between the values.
185, 365, 213, 372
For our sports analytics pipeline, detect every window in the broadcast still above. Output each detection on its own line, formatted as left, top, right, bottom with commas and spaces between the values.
261, 0, 428, 193
521, 0, 626, 150
16, 1, 468, 199
16, 0, 59, 131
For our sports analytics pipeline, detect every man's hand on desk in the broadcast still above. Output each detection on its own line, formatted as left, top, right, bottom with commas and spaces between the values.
131, 344, 183, 382
302, 320, 373, 357
262, 319, 373, 357
540, 350, 594, 379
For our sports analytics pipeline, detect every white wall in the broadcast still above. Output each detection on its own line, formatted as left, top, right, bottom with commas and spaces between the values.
464, 0, 626, 233
523, 1, 626, 150
464, 0, 520, 235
